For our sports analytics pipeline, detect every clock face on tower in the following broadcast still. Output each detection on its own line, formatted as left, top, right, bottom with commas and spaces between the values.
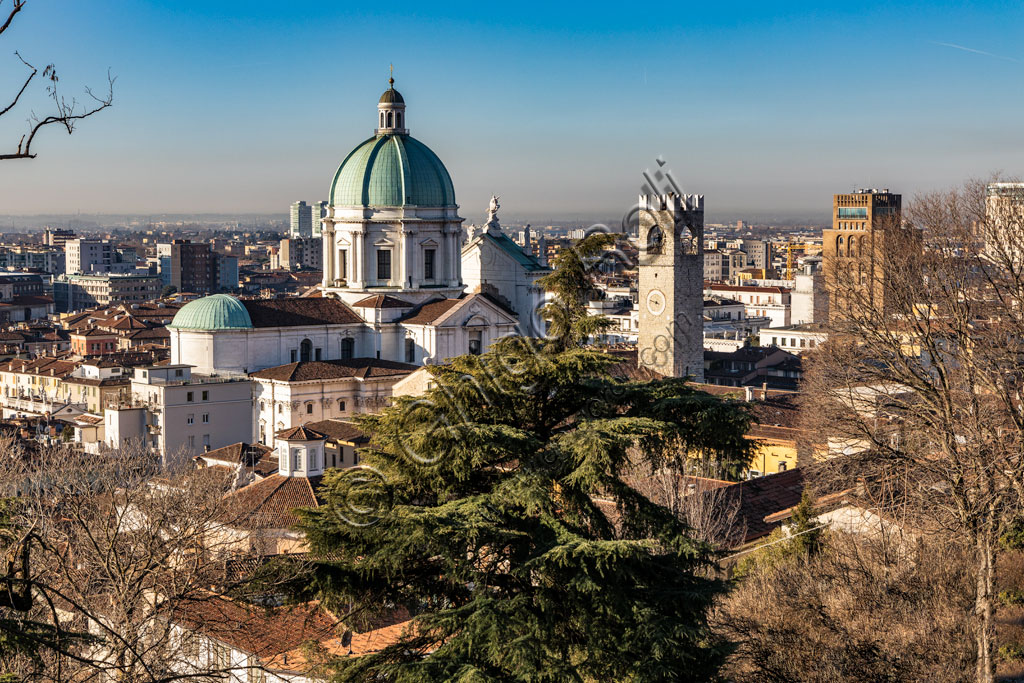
646, 288, 666, 316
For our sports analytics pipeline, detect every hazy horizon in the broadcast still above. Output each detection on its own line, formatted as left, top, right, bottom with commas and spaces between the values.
1, 1, 1021, 217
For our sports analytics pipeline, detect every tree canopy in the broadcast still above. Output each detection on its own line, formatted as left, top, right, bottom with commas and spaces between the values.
291, 337, 752, 681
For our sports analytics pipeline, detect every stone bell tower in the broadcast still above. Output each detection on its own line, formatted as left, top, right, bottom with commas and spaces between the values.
636, 193, 705, 382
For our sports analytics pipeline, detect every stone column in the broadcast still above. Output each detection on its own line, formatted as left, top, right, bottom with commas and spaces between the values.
323, 220, 335, 287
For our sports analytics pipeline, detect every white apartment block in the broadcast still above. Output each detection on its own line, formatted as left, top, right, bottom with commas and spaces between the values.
705, 283, 791, 328
103, 365, 253, 465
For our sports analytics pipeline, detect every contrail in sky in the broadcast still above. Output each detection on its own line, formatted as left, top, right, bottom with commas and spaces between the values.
931, 41, 1019, 63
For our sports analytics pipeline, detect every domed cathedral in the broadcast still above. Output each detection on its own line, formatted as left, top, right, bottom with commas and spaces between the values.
322, 77, 466, 306
169, 79, 518, 380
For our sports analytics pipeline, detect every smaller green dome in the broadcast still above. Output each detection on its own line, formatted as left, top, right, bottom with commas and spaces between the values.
168, 294, 253, 331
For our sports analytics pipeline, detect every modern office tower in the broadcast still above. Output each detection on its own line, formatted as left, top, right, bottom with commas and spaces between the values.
312, 200, 327, 238
290, 200, 314, 238
822, 189, 903, 319
636, 192, 705, 382
169, 240, 214, 293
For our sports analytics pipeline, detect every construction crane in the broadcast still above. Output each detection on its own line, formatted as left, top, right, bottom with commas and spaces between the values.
784, 242, 820, 280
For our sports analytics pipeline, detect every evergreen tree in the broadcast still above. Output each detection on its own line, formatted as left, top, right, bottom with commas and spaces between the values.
292, 337, 752, 682
535, 232, 617, 349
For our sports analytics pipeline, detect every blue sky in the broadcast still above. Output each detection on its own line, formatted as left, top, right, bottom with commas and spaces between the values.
1, 1, 1022, 221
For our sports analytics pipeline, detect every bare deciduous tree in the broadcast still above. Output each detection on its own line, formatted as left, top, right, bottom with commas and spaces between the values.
804, 177, 1024, 682
717, 531, 976, 682
0, 437, 257, 681
0, 0, 114, 161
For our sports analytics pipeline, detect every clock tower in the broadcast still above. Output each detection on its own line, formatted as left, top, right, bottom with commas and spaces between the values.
636, 192, 705, 382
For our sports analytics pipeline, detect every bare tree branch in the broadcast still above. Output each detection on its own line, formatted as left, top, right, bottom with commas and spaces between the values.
0, 0, 25, 39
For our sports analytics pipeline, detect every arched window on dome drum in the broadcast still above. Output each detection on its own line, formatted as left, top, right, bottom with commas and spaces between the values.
380, 111, 384, 128
397, 112, 403, 128
300, 339, 312, 363
341, 337, 355, 360
387, 111, 393, 128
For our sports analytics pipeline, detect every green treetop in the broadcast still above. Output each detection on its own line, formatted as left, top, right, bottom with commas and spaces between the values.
290, 337, 752, 682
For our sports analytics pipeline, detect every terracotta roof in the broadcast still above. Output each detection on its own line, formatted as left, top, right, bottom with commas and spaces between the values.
241, 298, 361, 327
276, 425, 326, 440
250, 358, 417, 382
303, 419, 368, 444
170, 596, 340, 665
221, 474, 323, 530
352, 294, 413, 309
107, 316, 149, 331
124, 327, 170, 340
194, 442, 278, 477
747, 424, 800, 442
71, 328, 118, 338
396, 297, 464, 325
716, 468, 806, 545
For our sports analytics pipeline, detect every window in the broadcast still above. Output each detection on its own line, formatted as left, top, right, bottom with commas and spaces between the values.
778, 461, 788, 472
341, 337, 354, 359
309, 449, 319, 471
292, 448, 301, 470
405, 338, 415, 363
174, 369, 183, 377
202, 434, 210, 448
300, 339, 312, 362
202, 390, 209, 401
186, 391, 194, 402
290, 349, 297, 363
315, 347, 322, 361
277, 403, 282, 414
188, 435, 195, 449
202, 413, 209, 423
338, 400, 346, 412
306, 403, 313, 415
424, 248, 436, 280
187, 414, 194, 425
376, 249, 392, 281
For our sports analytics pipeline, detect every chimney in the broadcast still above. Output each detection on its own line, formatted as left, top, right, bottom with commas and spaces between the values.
762, 382, 768, 400
744, 386, 754, 402
203, 444, 210, 453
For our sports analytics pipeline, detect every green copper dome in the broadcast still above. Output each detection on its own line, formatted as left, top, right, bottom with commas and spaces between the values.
330, 134, 456, 208
167, 294, 253, 331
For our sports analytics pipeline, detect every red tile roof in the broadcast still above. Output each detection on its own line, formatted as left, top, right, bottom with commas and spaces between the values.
352, 294, 413, 308
241, 298, 361, 327
396, 297, 465, 325
250, 358, 417, 382
220, 474, 323, 530
276, 425, 326, 441
303, 419, 368, 445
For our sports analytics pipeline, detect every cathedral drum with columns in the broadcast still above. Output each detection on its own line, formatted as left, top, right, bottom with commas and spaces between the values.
321, 77, 466, 306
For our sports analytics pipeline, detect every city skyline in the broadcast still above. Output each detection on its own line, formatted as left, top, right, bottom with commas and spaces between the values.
0, 1, 1022, 217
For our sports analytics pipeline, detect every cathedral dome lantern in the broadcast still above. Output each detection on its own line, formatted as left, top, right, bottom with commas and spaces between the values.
376, 76, 408, 135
